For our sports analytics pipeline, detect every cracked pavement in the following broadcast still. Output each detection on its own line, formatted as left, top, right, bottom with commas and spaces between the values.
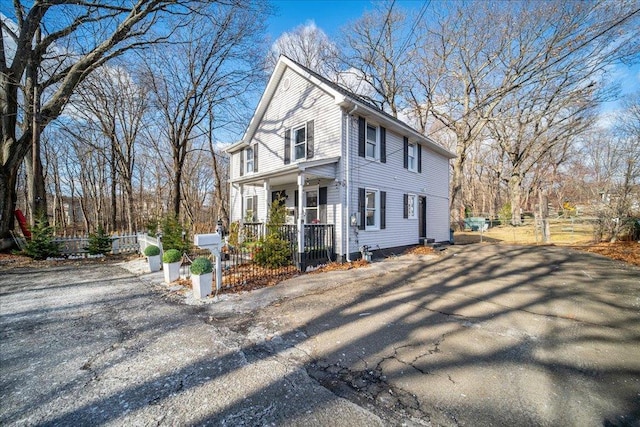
1, 244, 639, 425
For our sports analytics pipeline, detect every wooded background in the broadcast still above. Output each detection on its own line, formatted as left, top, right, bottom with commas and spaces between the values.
2, 0, 639, 245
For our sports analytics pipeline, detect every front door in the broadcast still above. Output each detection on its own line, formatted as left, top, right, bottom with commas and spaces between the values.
305, 188, 319, 224
419, 196, 427, 243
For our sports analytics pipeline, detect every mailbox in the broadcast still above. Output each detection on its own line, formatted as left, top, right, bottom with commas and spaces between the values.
194, 233, 221, 248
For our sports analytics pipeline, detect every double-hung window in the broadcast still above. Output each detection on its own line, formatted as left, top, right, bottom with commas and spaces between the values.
365, 189, 379, 230
245, 146, 254, 174
293, 124, 306, 161
366, 124, 377, 159
407, 143, 417, 172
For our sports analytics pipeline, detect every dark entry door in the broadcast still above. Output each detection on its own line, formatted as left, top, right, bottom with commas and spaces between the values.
419, 196, 427, 243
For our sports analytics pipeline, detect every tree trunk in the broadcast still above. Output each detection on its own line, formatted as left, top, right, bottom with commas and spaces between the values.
509, 174, 523, 226
0, 166, 18, 248
172, 165, 182, 217
450, 153, 465, 230
110, 144, 117, 233
538, 188, 551, 244
25, 146, 48, 224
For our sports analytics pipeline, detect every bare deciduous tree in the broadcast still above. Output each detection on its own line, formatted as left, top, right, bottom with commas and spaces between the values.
267, 21, 339, 79
141, 2, 267, 218
0, 0, 210, 247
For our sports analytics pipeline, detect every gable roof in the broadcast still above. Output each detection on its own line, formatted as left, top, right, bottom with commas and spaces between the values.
227, 56, 455, 160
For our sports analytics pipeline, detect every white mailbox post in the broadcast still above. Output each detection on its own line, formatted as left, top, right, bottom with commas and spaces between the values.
193, 233, 222, 294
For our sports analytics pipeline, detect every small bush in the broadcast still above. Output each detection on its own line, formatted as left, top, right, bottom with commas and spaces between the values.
87, 224, 112, 255
161, 214, 191, 253
190, 257, 213, 275
162, 248, 182, 264
23, 213, 61, 260
254, 234, 291, 268
144, 245, 160, 257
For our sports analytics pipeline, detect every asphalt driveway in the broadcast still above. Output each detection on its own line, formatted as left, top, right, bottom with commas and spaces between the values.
1, 244, 639, 426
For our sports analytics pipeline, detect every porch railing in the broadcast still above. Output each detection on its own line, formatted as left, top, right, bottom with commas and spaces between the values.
239, 222, 335, 268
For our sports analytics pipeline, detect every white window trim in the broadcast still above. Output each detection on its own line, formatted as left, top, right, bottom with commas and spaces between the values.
292, 123, 307, 162
407, 193, 418, 219
365, 188, 380, 231
365, 122, 379, 161
407, 143, 417, 172
245, 146, 254, 174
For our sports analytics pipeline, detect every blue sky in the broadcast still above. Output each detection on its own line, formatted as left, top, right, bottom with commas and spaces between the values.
267, 0, 639, 119
267, 0, 423, 39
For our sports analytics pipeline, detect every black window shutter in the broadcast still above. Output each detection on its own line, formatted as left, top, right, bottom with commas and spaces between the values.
319, 186, 327, 205
358, 117, 365, 158
284, 129, 291, 164
358, 187, 365, 230
272, 191, 279, 204
403, 194, 408, 218
254, 144, 258, 173
381, 191, 386, 229
294, 190, 299, 208
403, 137, 408, 169
239, 149, 244, 176
417, 144, 422, 173
306, 120, 314, 159
380, 127, 386, 163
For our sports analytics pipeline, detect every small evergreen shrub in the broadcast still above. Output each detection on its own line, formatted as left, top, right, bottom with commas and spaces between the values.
87, 224, 112, 255
161, 214, 190, 253
144, 245, 160, 257
145, 217, 159, 237
24, 213, 61, 260
162, 248, 182, 264
254, 198, 291, 268
190, 257, 212, 275
254, 234, 291, 268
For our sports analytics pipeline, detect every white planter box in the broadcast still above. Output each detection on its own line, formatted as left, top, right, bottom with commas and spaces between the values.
163, 261, 181, 283
192, 273, 212, 299
148, 255, 161, 272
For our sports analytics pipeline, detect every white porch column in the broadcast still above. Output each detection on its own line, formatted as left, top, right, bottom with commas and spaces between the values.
263, 179, 270, 222
238, 184, 244, 223
297, 173, 305, 265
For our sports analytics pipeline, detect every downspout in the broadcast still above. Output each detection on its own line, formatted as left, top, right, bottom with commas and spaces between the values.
345, 104, 358, 262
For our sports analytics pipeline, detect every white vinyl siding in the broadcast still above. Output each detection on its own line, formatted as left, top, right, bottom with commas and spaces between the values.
239, 68, 341, 177
346, 113, 451, 253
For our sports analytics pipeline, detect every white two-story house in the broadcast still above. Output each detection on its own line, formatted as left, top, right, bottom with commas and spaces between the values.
225, 56, 455, 269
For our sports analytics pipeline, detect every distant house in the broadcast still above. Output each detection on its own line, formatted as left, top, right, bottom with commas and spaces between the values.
225, 56, 455, 268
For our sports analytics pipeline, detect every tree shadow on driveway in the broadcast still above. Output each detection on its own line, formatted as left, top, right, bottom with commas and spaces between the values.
1, 245, 639, 425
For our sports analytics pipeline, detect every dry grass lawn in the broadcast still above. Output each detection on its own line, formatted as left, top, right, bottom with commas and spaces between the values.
454, 220, 640, 267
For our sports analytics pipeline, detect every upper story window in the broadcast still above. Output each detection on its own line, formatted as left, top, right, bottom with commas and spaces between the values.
366, 124, 377, 159
239, 144, 257, 177
403, 137, 420, 172
284, 120, 314, 165
407, 143, 417, 172
246, 146, 254, 173
293, 124, 307, 161
358, 117, 386, 163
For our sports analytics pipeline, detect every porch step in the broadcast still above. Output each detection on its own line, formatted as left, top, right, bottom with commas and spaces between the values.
425, 239, 447, 251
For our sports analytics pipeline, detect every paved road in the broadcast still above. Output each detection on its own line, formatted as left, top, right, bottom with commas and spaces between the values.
1, 244, 639, 426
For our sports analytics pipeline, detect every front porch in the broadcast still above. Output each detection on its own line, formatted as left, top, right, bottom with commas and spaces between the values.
230, 222, 336, 271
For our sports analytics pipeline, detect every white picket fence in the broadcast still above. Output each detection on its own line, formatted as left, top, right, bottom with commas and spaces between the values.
52, 233, 162, 257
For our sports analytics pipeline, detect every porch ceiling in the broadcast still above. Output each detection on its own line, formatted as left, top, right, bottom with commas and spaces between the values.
231, 156, 340, 187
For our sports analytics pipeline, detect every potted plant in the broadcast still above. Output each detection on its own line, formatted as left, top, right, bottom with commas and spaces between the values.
162, 249, 182, 283
144, 245, 161, 272
190, 257, 213, 299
